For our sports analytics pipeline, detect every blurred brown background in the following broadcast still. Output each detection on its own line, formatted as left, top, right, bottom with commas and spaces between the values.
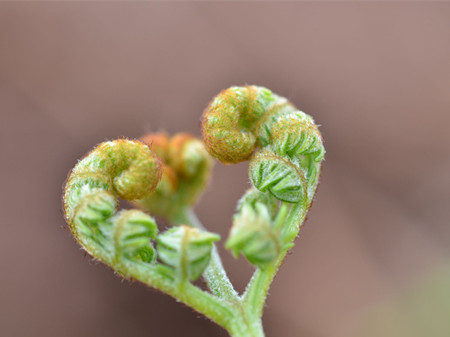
1, 3, 449, 337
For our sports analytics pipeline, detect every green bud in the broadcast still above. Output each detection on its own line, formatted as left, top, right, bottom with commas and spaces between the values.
114, 210, 158, 263
157, 226, 220, 281
72, 189, 116, 239
249, 148, 307, 203
257, 108, 324, 161
226, 202, 281, 269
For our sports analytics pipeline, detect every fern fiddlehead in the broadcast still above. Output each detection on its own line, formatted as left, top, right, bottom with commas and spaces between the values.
134, 132, 213, 221
63, 139, 162, 263
202, 85, 325, 317
63, 139, 234, 329
62, 86, 325, 337
202, 85, 324, 204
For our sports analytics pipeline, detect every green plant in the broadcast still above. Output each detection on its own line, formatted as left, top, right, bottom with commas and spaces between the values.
63, 85, 325, 337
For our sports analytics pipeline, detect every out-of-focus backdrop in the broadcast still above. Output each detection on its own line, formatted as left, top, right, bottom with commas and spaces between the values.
1, 3, 449, 337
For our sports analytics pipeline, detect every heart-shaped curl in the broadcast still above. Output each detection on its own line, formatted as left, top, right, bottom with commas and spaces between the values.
202, 85, 325, 268
61, 86, 326, 337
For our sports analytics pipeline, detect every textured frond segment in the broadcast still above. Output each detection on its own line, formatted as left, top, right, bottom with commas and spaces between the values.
113, 210, 158, 263
226, 200, 283, 269
201, 85, 325, 204
250, 148, 307, 204
63, 139, 162, 264
258, 108, 323, 160
201, 86, 275, 164
71, 189, 116, 239
157, 226, 220, 281
65, 140, 161, 218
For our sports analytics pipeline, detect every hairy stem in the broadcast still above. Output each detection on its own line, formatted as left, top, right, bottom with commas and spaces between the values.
170, 210, 268, 336
242, 202, 306, 318
171, 209, 240, 303
228, 316, 265, 337
116, 259, 236, 329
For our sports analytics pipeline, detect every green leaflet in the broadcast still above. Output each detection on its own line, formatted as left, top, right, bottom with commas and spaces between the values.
113, 210, 158, 263
249, 148, 307, 204
157, 226, 220, 281
226, 189, 291, 269
226, 202, 281, 269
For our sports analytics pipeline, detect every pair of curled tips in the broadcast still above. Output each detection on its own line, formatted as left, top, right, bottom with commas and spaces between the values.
63, 139, 218, 281
63, 85, 324, 281
61, 86, 326, 337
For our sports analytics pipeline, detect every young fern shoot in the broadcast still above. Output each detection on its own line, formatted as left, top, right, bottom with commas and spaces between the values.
63, 85, 325, 337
